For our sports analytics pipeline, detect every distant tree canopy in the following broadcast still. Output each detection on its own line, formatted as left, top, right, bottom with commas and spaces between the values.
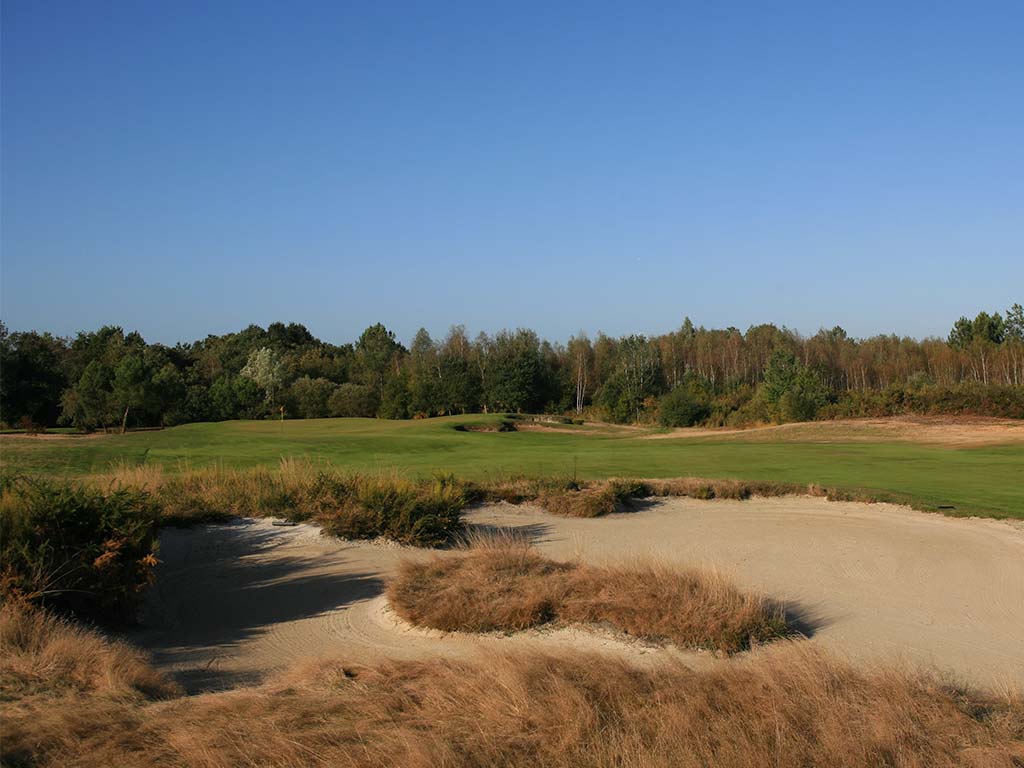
1, 305, 1023, 432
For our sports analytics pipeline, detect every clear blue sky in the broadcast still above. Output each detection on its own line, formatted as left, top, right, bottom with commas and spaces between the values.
2, 1, 1021, 346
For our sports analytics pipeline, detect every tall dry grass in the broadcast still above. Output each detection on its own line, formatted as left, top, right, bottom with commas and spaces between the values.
0, 602, 179, 701
94, 461, 468, 544
3, 606, 1021, 768
84, 461, 897, 538
387, 536, 788, 652
482, 475, 821, 517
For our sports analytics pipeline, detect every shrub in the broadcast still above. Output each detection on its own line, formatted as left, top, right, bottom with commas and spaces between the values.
15, 415, 45, 435
319, 473, 468, 546
0, 478, 160, 622
658, 386, 709, 428
778, 386, 819, 422
724, 389, 772, 426
823, 382, 1024, 420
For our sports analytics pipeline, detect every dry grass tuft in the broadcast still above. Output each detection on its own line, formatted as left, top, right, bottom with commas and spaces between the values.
0, 602, 180, 702
95, 462, 467, 544
564, 562, 787, 652
0, 603, 179, 767
387, 535, 574, 631
527, 477, 812, 516
535, 483, 623, 516
5, 626, 1022, 768
83, 464, 908, 536
388, 536, 787, 652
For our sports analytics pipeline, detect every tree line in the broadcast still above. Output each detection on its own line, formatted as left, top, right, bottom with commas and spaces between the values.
2, 304, 1022, 432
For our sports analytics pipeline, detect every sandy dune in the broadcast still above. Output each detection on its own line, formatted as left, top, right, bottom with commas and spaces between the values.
132, 498, 1024, 693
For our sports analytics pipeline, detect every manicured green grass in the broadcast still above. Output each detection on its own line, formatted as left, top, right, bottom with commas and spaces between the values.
2, 416, 1022, 517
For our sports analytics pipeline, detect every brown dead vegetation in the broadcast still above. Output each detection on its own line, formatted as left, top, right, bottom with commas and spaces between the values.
0, 602, 179, 704
2, 601, 1022, 768
84, 462, 912, 532
646, 414, 1024, 446
387, 536, 788, 652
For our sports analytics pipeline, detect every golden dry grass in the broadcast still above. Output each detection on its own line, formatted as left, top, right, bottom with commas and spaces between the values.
3, 604, 1022, 768
89, 462, 465, 544
0, 603, 179, 703
0, 603, 180, 765
77, 461, 933, 536
387, 536, 788, 652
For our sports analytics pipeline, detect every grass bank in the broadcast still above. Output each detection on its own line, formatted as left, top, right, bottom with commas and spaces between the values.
388, 536, 788, 652
3, 603, 1021, 768
2, 415, 1020, 517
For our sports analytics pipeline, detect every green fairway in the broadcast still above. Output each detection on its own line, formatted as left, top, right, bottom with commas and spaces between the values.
2, 416, 1022, 517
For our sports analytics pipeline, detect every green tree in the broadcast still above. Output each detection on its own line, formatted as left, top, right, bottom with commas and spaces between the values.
762, 348, 800, 405
61, 360, 115, 431
1005, 303, 1024, 341
240, 347, 285, 405
482, 329, 553, 413
0, 325, 68, 427
436, 327, 480, 415
949, 311, 1005, 348
354, 323, 404, 399
112, 353, 150, 433
948, 317, 972, 349
379, 373, 411, 419
150, 363, 186, 426
972, 311, 1005, 344
328, 383, 379, 417
407, 328, 439, 415
762, 349, 827, 423
209, 375, 238, 420
288, 376, 336, 418
595, 335, 664, 423
233, 376, 265, 418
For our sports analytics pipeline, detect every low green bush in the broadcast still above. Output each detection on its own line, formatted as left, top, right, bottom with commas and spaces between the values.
823, 383, 1024, 419
0, 478, 159, 622
658, 386, 711, 428
319, 474, 467, 546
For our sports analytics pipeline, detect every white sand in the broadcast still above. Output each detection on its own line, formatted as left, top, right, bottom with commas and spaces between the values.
132, 498, 1024, 692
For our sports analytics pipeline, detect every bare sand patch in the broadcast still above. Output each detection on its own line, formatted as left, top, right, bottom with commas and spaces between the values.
133, 497, 1024, 692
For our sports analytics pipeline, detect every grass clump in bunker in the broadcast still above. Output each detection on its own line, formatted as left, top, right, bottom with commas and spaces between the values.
387, 535, 789, 653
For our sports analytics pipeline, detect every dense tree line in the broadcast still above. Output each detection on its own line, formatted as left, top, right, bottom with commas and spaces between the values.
2, 305, 1022, 432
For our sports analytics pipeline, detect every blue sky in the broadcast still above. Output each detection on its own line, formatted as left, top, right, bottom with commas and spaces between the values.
2, 0, 1022, 346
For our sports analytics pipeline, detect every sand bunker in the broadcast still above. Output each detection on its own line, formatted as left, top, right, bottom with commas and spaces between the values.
132, 498, 1024, 692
